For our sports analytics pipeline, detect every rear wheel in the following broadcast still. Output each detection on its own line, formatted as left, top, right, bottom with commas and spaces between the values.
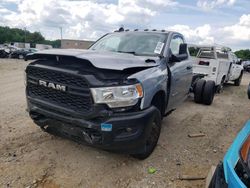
194, 79, 206, 104
234, 72, 243, 86
202, 80, 215, 105
131, 109, 161, 160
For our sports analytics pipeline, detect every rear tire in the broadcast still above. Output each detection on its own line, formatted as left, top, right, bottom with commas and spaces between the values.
234, 72, 243, 86
202, 80, 215, 105
131, 109, 161, 160
194, 79, 206, 104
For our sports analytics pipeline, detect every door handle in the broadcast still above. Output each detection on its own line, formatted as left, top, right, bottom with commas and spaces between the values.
186, 65, 192, 70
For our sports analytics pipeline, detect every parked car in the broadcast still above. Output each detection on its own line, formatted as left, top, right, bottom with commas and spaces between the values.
25, 30, 215, 159
192, 46, 244, 92
209, 121, 250, 188
0, 48, 10, 58
243, 61, 250, 72
209, 84, 250, 188
11, 48, 38, 59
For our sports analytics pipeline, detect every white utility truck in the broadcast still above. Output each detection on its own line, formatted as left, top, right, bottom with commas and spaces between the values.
192, 45, 243, 92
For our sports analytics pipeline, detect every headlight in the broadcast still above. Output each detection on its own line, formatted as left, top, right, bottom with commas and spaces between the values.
90, 84, 143, 108
240, 135, 250, 166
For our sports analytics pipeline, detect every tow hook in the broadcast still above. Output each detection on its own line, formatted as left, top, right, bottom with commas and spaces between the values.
82, 131, 93, 144
82, 131, 101, 144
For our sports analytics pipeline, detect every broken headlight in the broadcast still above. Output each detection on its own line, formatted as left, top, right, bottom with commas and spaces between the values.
240, 135, 250, 168
235, 135, 250, 187
90, 84, 143, 108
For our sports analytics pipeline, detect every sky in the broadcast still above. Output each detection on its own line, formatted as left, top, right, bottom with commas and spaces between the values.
0, 0, 249, 50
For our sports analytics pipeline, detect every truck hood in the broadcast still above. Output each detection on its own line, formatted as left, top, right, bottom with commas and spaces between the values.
28, 49, 160, 71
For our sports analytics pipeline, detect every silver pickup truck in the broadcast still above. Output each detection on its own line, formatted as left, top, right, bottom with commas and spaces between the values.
25, 30, 214, 159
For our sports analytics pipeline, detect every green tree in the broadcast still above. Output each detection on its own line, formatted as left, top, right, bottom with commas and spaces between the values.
0, 26, 60, 48
43, 40, 61, 48
26, 32, 45, 44
188, 47, 200, 57
235, 49, 250, 60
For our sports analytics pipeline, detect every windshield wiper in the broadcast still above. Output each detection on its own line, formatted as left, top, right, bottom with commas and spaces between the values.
117, 51, 138, 55
116, 51, 159, 57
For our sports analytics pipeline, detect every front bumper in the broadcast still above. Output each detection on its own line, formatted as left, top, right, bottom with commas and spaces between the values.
27, 98, 158, 154
210, 120, 250, 188
209, 162, 228, 188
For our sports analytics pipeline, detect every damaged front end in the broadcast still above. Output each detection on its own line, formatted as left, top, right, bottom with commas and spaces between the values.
25, 52, 160, 153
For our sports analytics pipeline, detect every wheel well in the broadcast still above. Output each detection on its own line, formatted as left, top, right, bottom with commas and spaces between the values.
151, 90, 166, 117
219, 75, 226, 85
221, 75, 226, 82
237, 70, 243, 80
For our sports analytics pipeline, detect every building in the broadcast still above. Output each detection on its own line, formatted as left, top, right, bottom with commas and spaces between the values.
61, 39, 94, 49
10, 42, 30, 48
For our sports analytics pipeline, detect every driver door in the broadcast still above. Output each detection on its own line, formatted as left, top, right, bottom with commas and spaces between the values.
168, 35, 193, 109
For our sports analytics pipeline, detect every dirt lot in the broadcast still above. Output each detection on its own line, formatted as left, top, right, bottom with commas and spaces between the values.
0, 59, 249, 188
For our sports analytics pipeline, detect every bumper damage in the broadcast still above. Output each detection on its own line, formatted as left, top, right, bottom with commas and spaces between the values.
27, 99, 158, 154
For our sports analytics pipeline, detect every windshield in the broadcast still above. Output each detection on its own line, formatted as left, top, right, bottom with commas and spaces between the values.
89, 32, 167, 56
197, 48, 215, 59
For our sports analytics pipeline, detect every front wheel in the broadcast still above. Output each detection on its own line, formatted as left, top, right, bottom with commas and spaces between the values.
234, 72, 243, 86
131, 109, 161, 160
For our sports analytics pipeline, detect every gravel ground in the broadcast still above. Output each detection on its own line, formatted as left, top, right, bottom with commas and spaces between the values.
0, 59, 250, 188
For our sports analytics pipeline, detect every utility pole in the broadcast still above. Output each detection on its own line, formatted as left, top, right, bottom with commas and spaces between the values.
24, 27, 27, 43
59, 27, 63, 48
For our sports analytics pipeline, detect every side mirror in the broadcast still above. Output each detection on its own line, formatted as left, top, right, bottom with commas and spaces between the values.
176, 53, 188, 61
236, 60, 242, 65
169, 43, 188, 63
169, 52, 180, 63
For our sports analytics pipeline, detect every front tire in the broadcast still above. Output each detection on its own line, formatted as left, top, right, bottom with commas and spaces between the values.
202, 80, 215, 105
131, 109, 161, 160
234, 72, 243, 86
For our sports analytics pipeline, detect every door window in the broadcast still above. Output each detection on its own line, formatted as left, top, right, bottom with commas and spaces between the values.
233, 54, 237, 64
216, 49, 229, 59
170, 35, 184, 55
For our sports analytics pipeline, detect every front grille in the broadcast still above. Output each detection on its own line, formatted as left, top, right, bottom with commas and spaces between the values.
26, 66, 92, 114
26, 66, 88, 88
